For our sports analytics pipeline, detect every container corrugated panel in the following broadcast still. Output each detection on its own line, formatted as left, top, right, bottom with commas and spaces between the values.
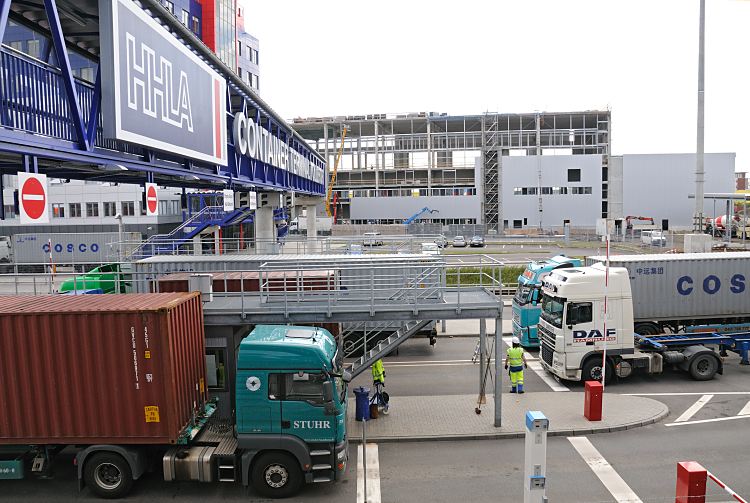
0, 293, 207, 445
134, 254, 441, 293
155, 270, 336, 293
586, 252, 750, 321
13, 232, 141, 264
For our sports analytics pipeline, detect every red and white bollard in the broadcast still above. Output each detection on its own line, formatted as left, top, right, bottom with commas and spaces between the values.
675, 461, 747, 503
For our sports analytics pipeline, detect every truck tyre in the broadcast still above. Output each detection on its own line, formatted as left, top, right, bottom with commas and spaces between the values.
634, 323, 660, 336
83, 452, 134, 499
251, 452, 303, 498
582, 358, 613, 384
689, 353, 719, 381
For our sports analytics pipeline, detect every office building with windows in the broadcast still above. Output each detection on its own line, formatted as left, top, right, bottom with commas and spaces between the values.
236, 4, 260, 93
292, 111, 735, 230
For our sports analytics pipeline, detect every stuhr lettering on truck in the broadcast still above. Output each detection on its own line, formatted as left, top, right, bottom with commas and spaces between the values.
293, 420, 331, 429
676, 273, 746, 296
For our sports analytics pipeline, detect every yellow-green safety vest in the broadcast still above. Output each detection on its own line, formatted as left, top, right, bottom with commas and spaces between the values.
372, 359, 385, 383
507, 347, 524, 367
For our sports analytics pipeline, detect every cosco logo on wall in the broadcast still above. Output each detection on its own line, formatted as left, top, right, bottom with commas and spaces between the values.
676, 274, 746, 296
43, 243, 100, 253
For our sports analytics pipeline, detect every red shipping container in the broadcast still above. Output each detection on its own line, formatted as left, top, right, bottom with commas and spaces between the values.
584, 380, 603, 421
155, 270, 335, 293
0, 293, 207, 445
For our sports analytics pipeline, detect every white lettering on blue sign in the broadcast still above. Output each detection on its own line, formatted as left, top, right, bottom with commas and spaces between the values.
126, 33, 194, 132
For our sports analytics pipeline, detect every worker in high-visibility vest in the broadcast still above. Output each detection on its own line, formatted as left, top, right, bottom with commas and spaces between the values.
372, 359, 385, 385
504, 337, 528, 393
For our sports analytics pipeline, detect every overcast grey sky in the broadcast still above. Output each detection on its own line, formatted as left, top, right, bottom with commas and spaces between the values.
245, 0, 748, 173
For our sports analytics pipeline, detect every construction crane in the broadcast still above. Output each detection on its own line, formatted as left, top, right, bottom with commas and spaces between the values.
325, 125, 348, 218
404, 207, 438, 225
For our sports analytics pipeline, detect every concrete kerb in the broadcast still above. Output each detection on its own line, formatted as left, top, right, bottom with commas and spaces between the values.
347, 393, 669, 443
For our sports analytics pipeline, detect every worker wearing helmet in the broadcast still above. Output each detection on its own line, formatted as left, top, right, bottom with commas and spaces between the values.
504, 337, 528, 394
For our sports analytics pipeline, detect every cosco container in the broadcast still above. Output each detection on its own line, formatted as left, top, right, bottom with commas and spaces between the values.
0, 293, 207, 445
586, 252, 750, 321
12, 232, 141, 264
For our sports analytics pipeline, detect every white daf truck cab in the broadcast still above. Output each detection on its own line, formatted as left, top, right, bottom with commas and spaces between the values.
537, 263, 727, 383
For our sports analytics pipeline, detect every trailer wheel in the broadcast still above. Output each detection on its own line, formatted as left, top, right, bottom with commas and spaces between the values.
83, 452, 134, 499
634, 323, 660, 336
582, 358, 613, 384
689, 353, 718, 381
251, 452, 303, 498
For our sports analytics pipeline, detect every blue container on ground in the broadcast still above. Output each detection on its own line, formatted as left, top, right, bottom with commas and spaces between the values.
354, 386, 370, 421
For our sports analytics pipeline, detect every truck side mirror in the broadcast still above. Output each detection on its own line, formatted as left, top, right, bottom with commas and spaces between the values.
322, 381, 334, 403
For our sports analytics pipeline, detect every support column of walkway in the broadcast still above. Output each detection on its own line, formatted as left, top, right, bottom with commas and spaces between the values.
296, 196, 324, 253
255, 206, 275, 254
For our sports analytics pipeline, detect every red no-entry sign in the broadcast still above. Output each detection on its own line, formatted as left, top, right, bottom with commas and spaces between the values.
145, 183, 158, 216
18, 172, 49, 224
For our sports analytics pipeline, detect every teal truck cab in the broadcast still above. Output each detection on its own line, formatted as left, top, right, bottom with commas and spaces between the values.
233, 325, 349, 497
512, 255, 582, 348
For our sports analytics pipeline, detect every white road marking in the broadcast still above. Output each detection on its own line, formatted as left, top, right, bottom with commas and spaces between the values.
624, 392, 750, 396
357, 443, 381, 503
568, 436, 643, 503
738, 400, 750, 416
665, 415, 750, 427
674, 394, 714, 422
527, 361, 569, 392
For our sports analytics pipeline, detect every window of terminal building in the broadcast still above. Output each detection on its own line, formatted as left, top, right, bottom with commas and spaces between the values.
181, 9, 189, 26
192, 16, 200, 34
121, 201, 135, 217
238, 68, 242, 80
139, 201, 147, 216
237, 41, 242, 57
4, 205, 16, 218
568, 168, 581, 182
513, 220, 522, 229
103, 201, 116, 217
68, 203, 81, 218
164, 0, 174, 14
86, 202, 99, 217
52, 203, 65, 218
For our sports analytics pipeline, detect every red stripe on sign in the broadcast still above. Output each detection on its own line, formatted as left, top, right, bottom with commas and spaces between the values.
214, 80, 222, 160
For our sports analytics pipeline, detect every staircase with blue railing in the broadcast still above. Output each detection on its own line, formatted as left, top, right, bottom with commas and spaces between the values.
128, 206, 289, 259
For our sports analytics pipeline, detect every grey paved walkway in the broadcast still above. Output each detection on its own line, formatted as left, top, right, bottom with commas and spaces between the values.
348, 392, 668, 442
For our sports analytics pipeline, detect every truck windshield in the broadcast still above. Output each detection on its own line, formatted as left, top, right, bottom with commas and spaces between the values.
514, 285, 532, 305
540, 294, 565, 328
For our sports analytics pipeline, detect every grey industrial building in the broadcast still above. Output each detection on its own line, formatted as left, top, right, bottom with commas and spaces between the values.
292, 111, 735, 231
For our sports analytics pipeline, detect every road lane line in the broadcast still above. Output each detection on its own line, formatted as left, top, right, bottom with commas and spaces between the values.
527, 361, 569, 392
357, 443, 380, 503
568, 436, 643, 503
674, 394, 714, 422
665, 415, 750, 427
624, 392, 750, 396
738, 400, 750, 416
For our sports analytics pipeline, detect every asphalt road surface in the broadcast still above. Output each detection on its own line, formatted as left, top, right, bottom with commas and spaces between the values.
7, 337, 750, 502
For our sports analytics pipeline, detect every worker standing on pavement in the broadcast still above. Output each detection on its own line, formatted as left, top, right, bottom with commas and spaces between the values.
372, 358, 385, 385
504, 337, 528, 394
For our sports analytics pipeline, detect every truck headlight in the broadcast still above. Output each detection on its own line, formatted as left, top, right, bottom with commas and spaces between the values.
337, 450, 346, 461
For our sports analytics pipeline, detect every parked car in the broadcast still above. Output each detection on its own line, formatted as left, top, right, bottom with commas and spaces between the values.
452, 235, 467, 247
641, 230, 666, 247
434, 235, 448, 248
470, 235, 485, 247
363, 231, 384, 246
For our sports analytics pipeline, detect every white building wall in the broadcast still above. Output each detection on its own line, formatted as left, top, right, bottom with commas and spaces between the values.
350, 195, 481, 221
619, 153, 735, 229
501, 154, 604, 228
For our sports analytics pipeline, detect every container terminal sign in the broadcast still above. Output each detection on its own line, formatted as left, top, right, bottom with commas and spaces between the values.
99, 0, 227, 166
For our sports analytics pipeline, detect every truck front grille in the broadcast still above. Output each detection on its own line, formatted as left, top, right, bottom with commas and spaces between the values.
538, 323, 556, 348
512, 310, 520, 325
541, 341, 554, 366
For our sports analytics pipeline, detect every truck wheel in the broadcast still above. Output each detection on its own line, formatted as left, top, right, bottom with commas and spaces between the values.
634, 323, 660, 336
689, 353, 718, 381
251, 452, 303, 498
582, 358, 613, 384
83, 452, 134, 499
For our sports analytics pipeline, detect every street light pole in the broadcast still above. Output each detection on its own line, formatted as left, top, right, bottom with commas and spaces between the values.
694, 0, 706, 232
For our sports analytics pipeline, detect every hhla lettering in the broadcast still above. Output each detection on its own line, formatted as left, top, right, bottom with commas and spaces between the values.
293, 420, 331, 429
